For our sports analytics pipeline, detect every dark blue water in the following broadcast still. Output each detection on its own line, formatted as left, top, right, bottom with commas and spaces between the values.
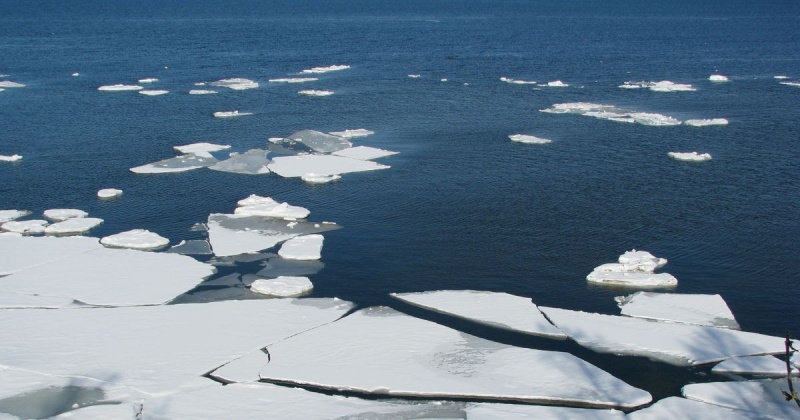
1, 0, 799, 400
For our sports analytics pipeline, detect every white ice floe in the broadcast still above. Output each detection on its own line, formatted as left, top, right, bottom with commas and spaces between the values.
213, 110, 253, 118
500, 77, 537, 85
0, 210, 30, 223
618, 249, 668, 270
268, 155, 389, 178
209, 78, 259, 90
774, 75, 790, 79
138, 78, 158, 83
0, 235, 213, 306
284, 129, 352, 153
300, 64, 350, 74
173, 142, 231, 158
206, 213, 339, 257
250, 276, 314, 297
627, 396, 754, 420
0, 154, 22, 162
138, 89, 168, 96
587, 250, 675, 288
508, 134, 552, 144
0, 299, 353, 397
97, 188, 123, 199
298, 89, 333, 96
44, 217, 103, 235
780, 81, 800, 87
712, 355, 792, 377
277, 234, 324, 260
43, 208, 88, 222
541, 102, 681, 126
71, 72, 80, 76
408, 74, 421, 78
332, 145, 398, 160
328, 128, 374, 138
97, 84, 142, 91
539, 307, 787, 366
209, 149, 270, 174
440, 78, 448, 82
268, 77, 318, 83
682, 379, 799, 419
0, 81, 25, 88
619, 80, 696, 92
544, 80, 568, 87
390, 290, 567, 339
234, 196, 310, 219
708, 74, 729, 82
257, 307, 651, 409
668, 151, 713, 162
301, 173, 341, 184
188, 89, 217, 95
130, 154, 217, 174
236, 194, 279, 207
100, 229, 169, 250
1, 220, 48, 235
629, 112, 682, 126
616, 292, 739, 329
684, 118, 728, 126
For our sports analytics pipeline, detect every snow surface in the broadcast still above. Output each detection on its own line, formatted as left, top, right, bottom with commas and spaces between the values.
0, 219, 48, 235
0, 210, 30, 223
0, 292, 78, 309
539, 307, 787, 366
711, 355, 791, 377
209, 78, 259, 90
250, 276, 314, 297
298, 89, 334, 96
268, 77, 318, 83
327, 128, 374, 138
206, 213, 339, 257
683, 118, 728, 126
97, 84, 142, 91
100, 229, 169, 250
300, 64, 350, 74
508, 134, 552, 144
188, 89, 217, 95
0, 299, 353, 397
0, 154, 22, 162
301, 173, 341, 184
708, 74, 730, 82
626, 396, 753, 420
332, 145, 398, 160
464, 403, 625, 419
500, 77, 536, 85
277, 234, 324, 260
668, 151, 712, 162
0, 235, 100, 276
173, 142, 231, 157
96, 188, 123, 199
234, 195, 310, 219
44, 217, 103, 235
391, 290, 567, 339
268, 155, 389, 178
43, 208, 88, 222
258, 307, 651, 409
138, 90, 168, 96
616, 292, 739, 329
130, 154, 218, 174
209, 149, 270, 175
213, 110, 253, 118
682, 379, 799, 419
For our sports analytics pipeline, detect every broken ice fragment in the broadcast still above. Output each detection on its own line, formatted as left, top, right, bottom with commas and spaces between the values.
97, 188, 123, 199
708, 74, 729, 82
97, 84, 142, 91
327, 129, 374, 138
138, 78, 158, 83
332, 146, 398, 160
130, 154, 217, 174
500, 77, 537, 85
0, 154, 22, 162
100, 229, 169, 250
277, 234, 324, 260
173, 142, 231, 158
0, 210, 31, 223
298, 89, 333, 96
544, 80, 568, 87
541, 102, 681, 126
208, 149, 270, 175
619, 80, 696, 92
234, 195, 309, 219
268, 155, 389, 178
781, 81, 800, 87
206, 213, 339, 257
43, 208, 88, 222
213, 110, 253, 118
300, 64, 350, 74
616, 292, 740, 329
44, 217, 103, 235
0, 81, 25, 88
618, 249, 668, 270
508, 134, 552, 144
189, 89, 217, 95
209, 78, 259, 90
587, 271, 678, 288
301, 173, 342, 184
284, 129, 351, 153
683, 118, 728, 126
138, 90, 168, 96
711, 355, 791, 377
668, 152, 712, 162
250, 276, 313, 297
1, 220, 48, 235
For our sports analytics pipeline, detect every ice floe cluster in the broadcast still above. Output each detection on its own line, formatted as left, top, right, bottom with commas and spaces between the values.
541, 102, 683, 126
619, 80, 696, 92
708, 74, 729, 82
1, 208, 104, 236
586, 249, 677, 288
668, 151, 712, 162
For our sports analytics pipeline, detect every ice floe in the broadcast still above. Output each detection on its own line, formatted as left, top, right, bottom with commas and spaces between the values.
100, 229, 169, 250
97, 84, 142, 91
587, 250, 676, 288
138, 78, 158, 83
683, 118, 728, 126
255, 255, 324, 278
1, 220, 48, 235
328, 128, 374, 138
188, 89, 217, 95
780, 81, 800, 87
775, 75, 790, 79
130, 154, 217, 174
543, 80, 569, 87
668, 151, 712, 162
298, 89, 334, 96
97, 188, 123, 199
508, 134, 552, 144
209, 78, 259, 90
619, 80, 696, 92
257, 307, 651, 409
138, 89, 168, 96
391, 290, 567, 339
44, 217, 103, 235
711, 355, 791, 377
208, 149, 270, 174
166, 239, 213, 255
541, 102, 681, 126
268, 77, 318, 83
277, 234, 324, 260
213, 110, 253, 118
0, 210, 30, 223
43, 208, 88, 222
300, 64, 350, 74
539, 307, 787, 366
332, 145, 398, 160
709, 74, 729, 82
234, 195, 310, 219
0, 81, 25, 88
0, 299, 353, 397
682, 379, 799, 419
206, 213, 339, 257
0, 235, 213, 306
626, 396, 754, 420
250, 276, 314, 297
284, 129, 352, 153
268, 155, 389, 178
500, 77, 537, 85
408, 74, 421, 78
173, 142, 231, 158
0, 154, 22, 162
301, 173, 341, 184
616, 292, 740, 329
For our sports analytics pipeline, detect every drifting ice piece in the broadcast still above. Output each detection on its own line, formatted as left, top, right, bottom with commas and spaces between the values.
130, 154, 218, 174
328, 128, 374, 138
619, 81, 696, 92
781, 81, 800, 87
1, 220, 48, 235
0, 210, 31, 223
500, 77, 537, 85
173, 143, 231, 158
708, 74, 729, 82
268, 77, 318, 83
682, 379, 798, 419
684, 118, 728, 126
298, 89, 334, 96
391, 290, 567, 339
285, 130, 351, 153
213, 110, 253, 118
139, 90, 168, 96
209, 78, 259, 90
541, 103, 681, 126
539, 307, 786, 366
277, 234, 324, 260
508, 134, 552, 144
711, 355, 791, 377
100, 229, 169, 250
668, 152, 712, 162
0, 81, 25, 88
250, 276, 313, 297
301, 173, 342, 184
300, 65, 350, 74
587, 272, 677, 288
618, 250, 667, 270
97, 84, 142, 91
189, 89, 217, 95
258, 307, 651, 409
0, 154, 22, 162
44, 217, 103, 235
138, 78, 158, 83
544, 80, 568, 87
234, 195, 309, 219
97, 188, 123, 199
616, 292, 740, 329
268, 155, 389, 178
43, 208, 88, 222
332, 146, 398, 160
209, 149, 270, 175
206, 213, 339, 257
627, 397, 753, 420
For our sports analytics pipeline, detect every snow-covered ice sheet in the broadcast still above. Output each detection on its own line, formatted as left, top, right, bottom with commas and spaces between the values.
626, 396, 753, 420
259, 307, 651, 409
173, 142, 231, 158
130, 154, 217, 174
391, 290, 567, 339
711, 355, 792, 377
668, 152, 712, 162
0, 210, 30, 223
100, 229, 169, 250
208, 149, 270, 174
332, 145, 398, 160
206, 213, 339, 257
616, 292, 739, 329
539, 307, 786, 366
683, 118, 728, 126
0, 298, 353, 397
43, 208, 87, 221
300, 64, 350, 74
250, 276, 313, 297
44, 217, 103, 235
0, 219, 48, 235
682, 379, 799, 419
97, 188, 123, 199
277, 234, 324, 260
0, 292, 78, 309
268, 155, 389, 178
508, 134, 552, 144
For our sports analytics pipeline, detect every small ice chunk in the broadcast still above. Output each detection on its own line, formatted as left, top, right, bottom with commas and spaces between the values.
100, 229, 169, 250
213, 110, 253, 118
616, 292, 739, 329
708, 74, 729, 82
268, 77, 318, 83
298, 89, 334, 96
0, 81, 25, 88
138, 89, 168, 96
1, 220, 48, 235
97, 188, 123, 199
328, 128, 375, 138
440, 78, 448, 82
391, 290, 567, 339
711, 355, 790, 377
235, 199, 310, 219
236, 194, 278, 207
618, 249, 668, 270
408, 74, 421, 78
44, 217, 103, 235
269, 155, 389, 178
508, 134, 552, 144
277, 234, 324, 260
587, 271, 678, 288
627, 397, 754, 420
500, 77, 537, 85
0, 154, 22, 162
668, 151, 712, 162
332, 145, 398, 160
166, 239, 213, 255
173, 142, 231, 158
301, 173, 342, 184
189, 89, 217, 95
138, 78, 158, 83
683, 118, 728, 126
545, 80, 568, 87
300, 64, 350, 74
209, 78, 259, 90
682, 379, 798, 419
71, 72, 80, 76
130, 154, 217, 174
774, 75, 790, 79
208, 149, 270, 175
620, 80, 696, 92
97, 84, 142, 91
43, 208, 88, 222
250, 276, 313, 297
207, 213, 339, 257
285, 129, 351, 153
0, 210, 31, 223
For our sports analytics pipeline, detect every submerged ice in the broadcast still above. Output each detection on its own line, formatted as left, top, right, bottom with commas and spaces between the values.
206, 213, 339, 257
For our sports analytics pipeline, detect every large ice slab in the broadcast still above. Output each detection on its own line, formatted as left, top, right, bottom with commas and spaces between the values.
539, 307, 787, 366
100, 229, 169, 250
44, 217, 103, 235
1, 219, 48, 235
259, 307, 651, 409
616, 292, 739, 329
208, 149, 270, 175
43, 208, 88, 222
130, 154, 218, 174
669, 151, 712, 162
250, 276, 313, 297
682, 379, 799, 419
332, 145, 398, 160
285, 129, 351, 153
209, 78, 258, 90
508, 134, 552, 144
277, 234, 324, 260
268, 155, 389, 178
0, 210, 30, 223
0, 299, 353, 397
173, 142, 231, 158
300, 64, 350, 74
234, 195, 309, 219
391, 290, 567, 339
711, 355, 791, 377
627, 396, 753, 420
207, 213, 339, 257
0, 235, 101, 276
541, 102, 681, 126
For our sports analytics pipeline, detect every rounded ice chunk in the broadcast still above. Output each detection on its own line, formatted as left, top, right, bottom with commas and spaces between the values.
683, 118, 728, 127
250, 276, 313, 297
0, 154, 22, 162
298, 90, 333, 96
213, 110, 253, 118
98, 84, 143, 91
44, 217, 103, 235
43, 209, 88, 222
301, 173, 342, 184
545, 80, 568, 87
508, 134, 552, 144
72, 72, 80, 77
278, 234, 324, 260
139, 90, 169, 96
189, 89, 217, 95
1, 220, 48, 235
708, 74, 729, 82
97, 188, 123, 199
300, 65, 350, 74
0, 210, 31, 223
100, 229, 169, 251
668, 152, 712, 162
